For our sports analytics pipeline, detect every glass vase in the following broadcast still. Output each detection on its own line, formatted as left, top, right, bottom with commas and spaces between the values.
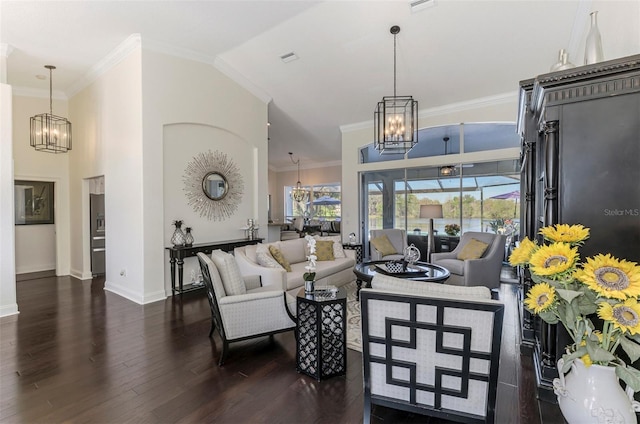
584, 11, 604, 65
184, 227, 194, 246
171, 221, 186, 247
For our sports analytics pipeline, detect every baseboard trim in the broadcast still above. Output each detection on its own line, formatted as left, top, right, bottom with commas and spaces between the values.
16, 270, 56, 282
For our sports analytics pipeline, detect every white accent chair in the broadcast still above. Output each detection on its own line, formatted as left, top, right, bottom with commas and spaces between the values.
361, 273, 504, 424
369, 229, 407, 261
197, 251, 296, 366
431, 232, 506, 289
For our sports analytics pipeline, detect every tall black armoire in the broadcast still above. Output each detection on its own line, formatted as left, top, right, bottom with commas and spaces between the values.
517, 54, 640, 402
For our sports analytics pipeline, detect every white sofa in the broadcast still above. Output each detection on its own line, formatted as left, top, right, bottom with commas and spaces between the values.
234, 236, 356, 296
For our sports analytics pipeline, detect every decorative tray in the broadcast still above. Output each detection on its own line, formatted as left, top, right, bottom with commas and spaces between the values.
375, 263, 427, 277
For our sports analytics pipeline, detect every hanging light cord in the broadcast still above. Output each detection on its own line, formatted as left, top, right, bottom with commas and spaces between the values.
45, 65, 55, 115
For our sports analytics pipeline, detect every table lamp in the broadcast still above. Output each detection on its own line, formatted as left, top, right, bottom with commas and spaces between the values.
419, 204, 443, 262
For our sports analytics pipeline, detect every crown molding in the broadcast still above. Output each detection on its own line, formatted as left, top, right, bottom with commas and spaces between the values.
11, 86, 67, 100
66, 34, 142, 97
143, 38, 216, 66
340, 91, 517, 133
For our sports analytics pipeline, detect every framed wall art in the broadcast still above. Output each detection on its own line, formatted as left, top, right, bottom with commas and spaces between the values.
14, 180, 55, 225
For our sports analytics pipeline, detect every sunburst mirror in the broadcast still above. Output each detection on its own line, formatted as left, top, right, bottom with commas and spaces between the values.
183, 150, 244, 221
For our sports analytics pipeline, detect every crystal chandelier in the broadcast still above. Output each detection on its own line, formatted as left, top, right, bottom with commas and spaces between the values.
30, 65, 72, 153
289, 152, 307, 202
374, 25, 418, 155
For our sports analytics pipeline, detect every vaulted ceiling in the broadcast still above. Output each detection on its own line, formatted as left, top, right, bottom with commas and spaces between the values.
2, 1, 639, 169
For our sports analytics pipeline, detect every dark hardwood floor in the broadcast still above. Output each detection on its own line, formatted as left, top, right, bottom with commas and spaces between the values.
1, 273, 562, 423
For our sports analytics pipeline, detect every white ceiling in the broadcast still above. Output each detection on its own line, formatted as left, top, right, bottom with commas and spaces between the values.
2, 0, 639, 169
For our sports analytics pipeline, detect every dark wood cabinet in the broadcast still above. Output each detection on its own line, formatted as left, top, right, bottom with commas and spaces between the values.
517, 54, 640, 402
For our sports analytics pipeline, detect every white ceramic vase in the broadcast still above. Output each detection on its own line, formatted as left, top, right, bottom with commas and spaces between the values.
554, 358, 640, 424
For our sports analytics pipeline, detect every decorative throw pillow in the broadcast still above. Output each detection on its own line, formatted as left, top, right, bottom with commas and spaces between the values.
370, 234, 397, 257
269, 245, 292, 272
256, 244, 283, 269
315, 240, 335, 261
210, 250, 246, 296
313, 235, 346, 258
457, 238, 490, 260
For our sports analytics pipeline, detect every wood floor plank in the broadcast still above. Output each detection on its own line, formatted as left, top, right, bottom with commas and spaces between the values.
0, 273, 557, 423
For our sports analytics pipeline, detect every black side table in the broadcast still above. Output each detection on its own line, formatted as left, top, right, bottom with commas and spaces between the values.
342, 243, 363, 263
296, 287, 347, 381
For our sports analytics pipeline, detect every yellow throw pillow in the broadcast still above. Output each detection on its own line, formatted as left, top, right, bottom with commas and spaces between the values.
371, 234, 397, 257
457, 238, 489, 260
315, 240, 335, 261
269, 245, 292, 272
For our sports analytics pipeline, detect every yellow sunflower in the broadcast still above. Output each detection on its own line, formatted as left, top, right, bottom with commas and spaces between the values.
509, 237, 537, 267
524, 282, 556, 313
575, 254, 640, 300
579, 340, 593, 367
529, 243, 578, 278
598, 299, 640, 335
540, 224, 590, 245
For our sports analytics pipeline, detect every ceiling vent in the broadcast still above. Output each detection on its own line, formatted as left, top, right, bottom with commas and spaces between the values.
410, 0, 436, 13
280, 52, 299, 63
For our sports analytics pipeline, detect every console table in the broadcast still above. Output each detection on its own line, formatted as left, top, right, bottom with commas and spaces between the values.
166, 238, 263, 295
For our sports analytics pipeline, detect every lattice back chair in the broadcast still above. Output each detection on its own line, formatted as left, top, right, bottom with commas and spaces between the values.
197, 251, 297, 366
361, 274, 504, 424
197, 252, 224, 338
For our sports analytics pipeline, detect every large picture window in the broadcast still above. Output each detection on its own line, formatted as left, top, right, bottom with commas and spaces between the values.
285, 183, 341, 222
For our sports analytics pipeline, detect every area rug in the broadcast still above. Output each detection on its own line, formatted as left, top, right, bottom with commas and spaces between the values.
345, 281, 362, 352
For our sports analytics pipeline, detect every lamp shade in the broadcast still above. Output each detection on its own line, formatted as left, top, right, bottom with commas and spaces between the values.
419, 204, 443, 219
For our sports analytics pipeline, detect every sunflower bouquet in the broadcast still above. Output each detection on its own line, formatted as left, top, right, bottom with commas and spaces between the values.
509, 223, 640, 391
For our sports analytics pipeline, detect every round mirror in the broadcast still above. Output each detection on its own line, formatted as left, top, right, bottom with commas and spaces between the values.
202, 172, 229, 200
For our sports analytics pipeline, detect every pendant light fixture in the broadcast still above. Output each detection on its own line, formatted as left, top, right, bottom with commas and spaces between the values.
30, 65, 72, 153
374, 25, 418, 155
289, 152, 307, 202
439, 136, 456, 176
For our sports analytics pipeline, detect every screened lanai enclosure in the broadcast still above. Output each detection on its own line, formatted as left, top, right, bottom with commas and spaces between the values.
360, 123, 521, 257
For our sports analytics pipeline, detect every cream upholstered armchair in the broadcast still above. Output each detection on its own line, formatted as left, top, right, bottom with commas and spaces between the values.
431, 231, 506, 289
369, 229, 407, 261
361, 273, 504, 424
197, 251, 296, 366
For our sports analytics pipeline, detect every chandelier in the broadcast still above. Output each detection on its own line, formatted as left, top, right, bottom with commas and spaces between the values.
30, 65, 72, 153
374, 25, 418, 155
440, 136, 456, 176
289, 152, 307, 202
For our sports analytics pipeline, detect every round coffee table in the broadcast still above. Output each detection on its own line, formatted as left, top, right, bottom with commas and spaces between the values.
353, 260, 450, 299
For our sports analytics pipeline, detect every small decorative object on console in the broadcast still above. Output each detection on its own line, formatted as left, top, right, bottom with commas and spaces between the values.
171, 220, 186, 246
184, 227, 194, 246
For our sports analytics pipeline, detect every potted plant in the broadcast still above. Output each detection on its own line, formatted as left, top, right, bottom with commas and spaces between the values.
444, 223, 460, 236
509, 224, 640, 423
303, 235, 317, 293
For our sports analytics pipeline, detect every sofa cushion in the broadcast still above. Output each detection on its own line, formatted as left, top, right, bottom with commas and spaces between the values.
278, 237, 307, 264
269, 245, 292, 272
286, 257, 355, 291
256, 244, 283, 269
210, 250, 247, 296
315, 240, 335, 261
371, 273, 491, 300
457, 238, 489, 260
313, 235, 346, 258
371, 234, 397, 256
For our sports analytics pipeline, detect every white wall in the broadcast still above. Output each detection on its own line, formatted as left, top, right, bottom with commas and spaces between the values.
68, 44, 145, 302
140, 49, 268, 294
11, 95, 71, 276
0, 83, 18, 317
340, 95, 521, 243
